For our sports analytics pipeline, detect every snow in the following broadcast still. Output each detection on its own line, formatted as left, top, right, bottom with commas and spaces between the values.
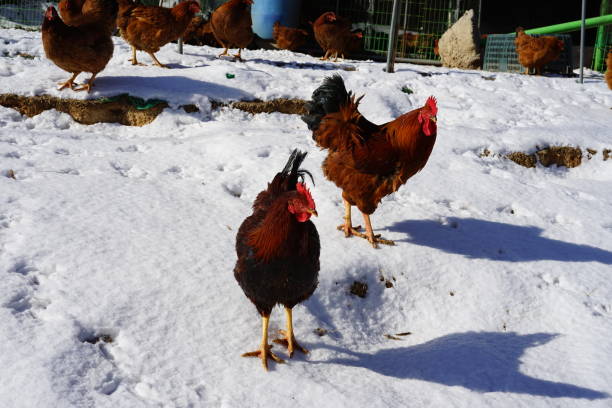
1, 27, 612, 407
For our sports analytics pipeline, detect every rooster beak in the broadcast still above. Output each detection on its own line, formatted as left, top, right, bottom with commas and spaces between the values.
430, 116, 437, 123
307, 208, 318, 217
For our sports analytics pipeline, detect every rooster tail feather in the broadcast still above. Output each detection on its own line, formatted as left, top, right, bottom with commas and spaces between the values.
281, 149, 314, 189
301, 74, 351, 132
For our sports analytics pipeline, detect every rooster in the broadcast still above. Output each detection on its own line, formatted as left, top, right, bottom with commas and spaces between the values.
234, 150, 319, 370
42, 6, 114, 92
116, 0, 200, 67
302, 75, 438, 248
515, 27, 564, 75
209, 0, 254, 61
312, 11, 355, 61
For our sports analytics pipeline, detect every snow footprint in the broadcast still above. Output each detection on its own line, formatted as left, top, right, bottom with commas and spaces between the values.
110, 161, 148, 179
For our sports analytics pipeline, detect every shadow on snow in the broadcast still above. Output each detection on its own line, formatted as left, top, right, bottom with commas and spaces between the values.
317, 331, 608, 399
386, 217, 612, 264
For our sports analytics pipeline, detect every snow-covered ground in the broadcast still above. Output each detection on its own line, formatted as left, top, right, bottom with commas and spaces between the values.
1, 28, 611, 407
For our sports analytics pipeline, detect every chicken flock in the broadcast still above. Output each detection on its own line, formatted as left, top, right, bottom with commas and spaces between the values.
36, 0, 603, 373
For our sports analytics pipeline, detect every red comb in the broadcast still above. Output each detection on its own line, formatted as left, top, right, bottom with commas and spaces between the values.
297, 183, 315, 210
426, 96, 437, 115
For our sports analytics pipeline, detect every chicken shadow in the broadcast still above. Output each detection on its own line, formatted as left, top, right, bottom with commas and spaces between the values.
244, 58, 355, 71
386, 217, 612, 264
317, 331, 608, 399
94, 75, 254, 101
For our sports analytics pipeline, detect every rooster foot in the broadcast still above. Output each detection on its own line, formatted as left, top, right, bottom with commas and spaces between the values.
73, 83, 93, 93
242, 344, 285, 371
336, 224, 362, 237
129, 59, 146, 66
364, 234, 395, 249
57, 81, 75, 91
273, 330, 308, 358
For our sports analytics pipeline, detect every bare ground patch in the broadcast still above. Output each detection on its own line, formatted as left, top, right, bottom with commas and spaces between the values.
0, 93, 169, 126
482, 146, 610, 169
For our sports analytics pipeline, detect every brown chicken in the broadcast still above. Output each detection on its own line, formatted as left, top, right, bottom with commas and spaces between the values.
234, 149, 319, 371
58, 0, 118, 36
606, 52, 612, 90
183, 16, 219, 47
302, 75, 438, 248
272, 21, 308, 51
210, 0, 254, 61
117, 0, 201, 67
312, 11, 356, 61
42, 6, 113, 92
515, 27, 564, 75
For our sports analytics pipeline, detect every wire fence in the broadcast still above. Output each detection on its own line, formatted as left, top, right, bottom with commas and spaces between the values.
307, 0, 481, 63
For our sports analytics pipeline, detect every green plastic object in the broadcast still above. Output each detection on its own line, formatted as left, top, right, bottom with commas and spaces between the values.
99, 94, 167, 110
226, 73, 235, 79
508, 14, 612, 36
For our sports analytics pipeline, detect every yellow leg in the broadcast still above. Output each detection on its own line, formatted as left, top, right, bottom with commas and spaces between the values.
242, 315, 285, 371
273, 307, 308, 358
148, 52, 168, 68
319, 50, 331, 60
74, 73, 98, 92
336, 198, 362, 237
362, 213, 395, 248
57, 72, 79, 90
129, 46, 144, 66
233, 48, 243, 61
218, 45, 229, 58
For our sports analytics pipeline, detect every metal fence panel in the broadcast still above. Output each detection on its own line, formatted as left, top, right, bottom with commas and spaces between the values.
483, 33, 574, 75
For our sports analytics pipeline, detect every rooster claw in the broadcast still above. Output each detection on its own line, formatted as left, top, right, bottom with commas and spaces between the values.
273, 330, 308, 358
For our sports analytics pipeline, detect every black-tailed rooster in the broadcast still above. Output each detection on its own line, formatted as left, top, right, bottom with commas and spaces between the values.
234, 149, 319, 370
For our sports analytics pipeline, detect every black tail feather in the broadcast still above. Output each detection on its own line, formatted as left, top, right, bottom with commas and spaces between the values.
301, 74, 351, 133
281, 149, 314, 189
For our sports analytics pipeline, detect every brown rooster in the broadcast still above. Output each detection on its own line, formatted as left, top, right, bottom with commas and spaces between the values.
302, 75, 438, 248
42, 6, 113, 92
312, 12, 356, 61
606, 51, 612, 90
58, 0, 118, 36
234, 150, 319, 371
210, 0, 254, 61
515, 27, 564, 75
116, 0, 200, 67
272, 21, 308, 51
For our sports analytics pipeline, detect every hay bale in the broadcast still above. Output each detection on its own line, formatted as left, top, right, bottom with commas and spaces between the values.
438, 9, 481, 69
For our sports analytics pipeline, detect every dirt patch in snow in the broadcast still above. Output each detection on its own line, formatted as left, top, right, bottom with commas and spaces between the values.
482, 146, 611, 168
0, 94, 309, 125
212, 98, 307, 115
0, 93, 168, 126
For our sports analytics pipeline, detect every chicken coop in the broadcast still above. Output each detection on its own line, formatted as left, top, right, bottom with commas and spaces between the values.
303, 0, 481, 63
482, 33, 574, 75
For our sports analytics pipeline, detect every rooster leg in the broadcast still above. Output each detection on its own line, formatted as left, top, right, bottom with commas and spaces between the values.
273, 307, 308, 358
148, 53, 168, 68
128, 46, 145, 66
332, 51, 339, 62
319, 50, 330, 60
242, 315, 285, 371
336, 198, 362, 237
57, 72, 80, 91
232, 48, 243, 61
361, 212, 395, 248
218, 42, 229, 58
73, 73, 98, 93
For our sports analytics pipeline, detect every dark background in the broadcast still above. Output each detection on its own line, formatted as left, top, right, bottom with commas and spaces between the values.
481, 0, 602, 45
